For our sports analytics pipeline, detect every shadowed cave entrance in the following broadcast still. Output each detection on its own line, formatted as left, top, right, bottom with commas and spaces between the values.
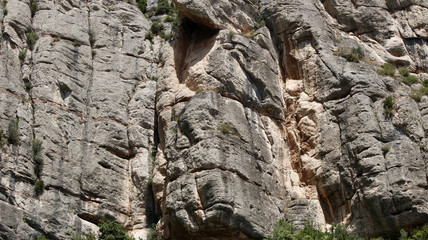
174, 17, 219, 83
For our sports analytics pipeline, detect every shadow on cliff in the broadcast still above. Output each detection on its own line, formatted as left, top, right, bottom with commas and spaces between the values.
173, 17, 219, 83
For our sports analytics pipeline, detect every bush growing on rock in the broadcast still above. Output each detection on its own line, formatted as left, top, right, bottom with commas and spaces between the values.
34, 179, 44, 196
30, 0, 37, 18
399, 68, 409, 77
26, 32, 39, 51
155, 0, 172, 15
383, 96, 395, 117
33, 139, 44, 178
98, 220, 134, 240
378, 63, 396, 77
19, 49, 27, 64
71, 233, 96, 240
399, 225, 428, 240
136, 0, 147, 13
402, 75, 419, 86
264, 220, 362, 240
150, 21, 165, 35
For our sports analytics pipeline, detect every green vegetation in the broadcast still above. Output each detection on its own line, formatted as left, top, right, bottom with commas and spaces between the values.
264, 220, 362, 240
37, 235, 48, 240
254, 14, 265, 30
155, 0, 173, 15
7, 118, 19, 145
24, 82, 32, 91
399, 68, 409, 77
219, 123, 241, 138
399, 225, 428, 240
19, 49, 27, 64
150, 20, 165, 35
91, 50, 97, 58
381, 146, 390, 156
34, 179, 44, 196
384, 96, 395, 117
147, 225, 158, 240
26, 32, 39, 51
410, 94, 421, 102
73, 40, 82, 47
146, 20, 173, 42
88, 29, 95, 47
410, 79, 428, 102
71, 233, 96, 240
266, 220, 428, 240
335, 47, 365, 63
3, 0, 7, 16
378, 63, 396, 77
145, 32, 154, 43
164, 15, 175, 23
30, 0, 37, 18
33, 139, 44, 178
402, 75, 419, 86
98, 220, 134, 240
136, 0, 147, 13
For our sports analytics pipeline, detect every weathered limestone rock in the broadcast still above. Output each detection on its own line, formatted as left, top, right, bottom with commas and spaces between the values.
1, 0, 427, 239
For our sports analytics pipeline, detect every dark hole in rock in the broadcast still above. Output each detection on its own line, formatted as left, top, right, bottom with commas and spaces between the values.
58, 82, 72, 100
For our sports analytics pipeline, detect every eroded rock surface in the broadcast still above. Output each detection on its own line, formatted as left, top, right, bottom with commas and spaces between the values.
0, 0, 427, 239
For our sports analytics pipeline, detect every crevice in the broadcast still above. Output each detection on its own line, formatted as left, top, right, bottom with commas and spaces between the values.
75, 5, 94, 236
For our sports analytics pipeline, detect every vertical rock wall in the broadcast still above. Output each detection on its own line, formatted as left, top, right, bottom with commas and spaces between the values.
0, 0, 427, 239
0, 1, 158, 239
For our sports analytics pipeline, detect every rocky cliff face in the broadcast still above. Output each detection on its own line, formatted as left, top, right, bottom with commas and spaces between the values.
0, 0, 427, 239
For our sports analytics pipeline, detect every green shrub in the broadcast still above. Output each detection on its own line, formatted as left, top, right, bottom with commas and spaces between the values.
19, 49, 27, 64
265, 220, 363, 240
335, 47, 365, 63
98, 220, 134, 240
136, 0, 147, 13
399, 68, 409, 77
3, 0, 7, 16
381, 146, 390, 156
161, 31, 173, 41
254, 15, 265, 30
7, 118, 19, 145
72, 40, 81, 47
155, 0, 172, 15
402, 75, 419, 86
71, 233, 96, 240
37, 235, 48, 240
164, 15, 175, 23
30, 0, 37, 18
378, 63, 396, 77
150, 20, 165, 35
423, 79, 428, 88
400, 225, 428, 240
33, 139, 44, 178
145, 32, 154, 43
147, 224, 158, 240
410, 94, 421, 102
26, 32, 39, 51
384, 96, 395, 117
34, 179, 44, 196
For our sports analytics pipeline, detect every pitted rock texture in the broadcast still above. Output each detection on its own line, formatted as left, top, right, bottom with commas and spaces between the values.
0, 0, 427, 239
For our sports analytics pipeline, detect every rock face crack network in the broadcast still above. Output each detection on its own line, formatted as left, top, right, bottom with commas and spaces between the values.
0, 0, 427, 239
